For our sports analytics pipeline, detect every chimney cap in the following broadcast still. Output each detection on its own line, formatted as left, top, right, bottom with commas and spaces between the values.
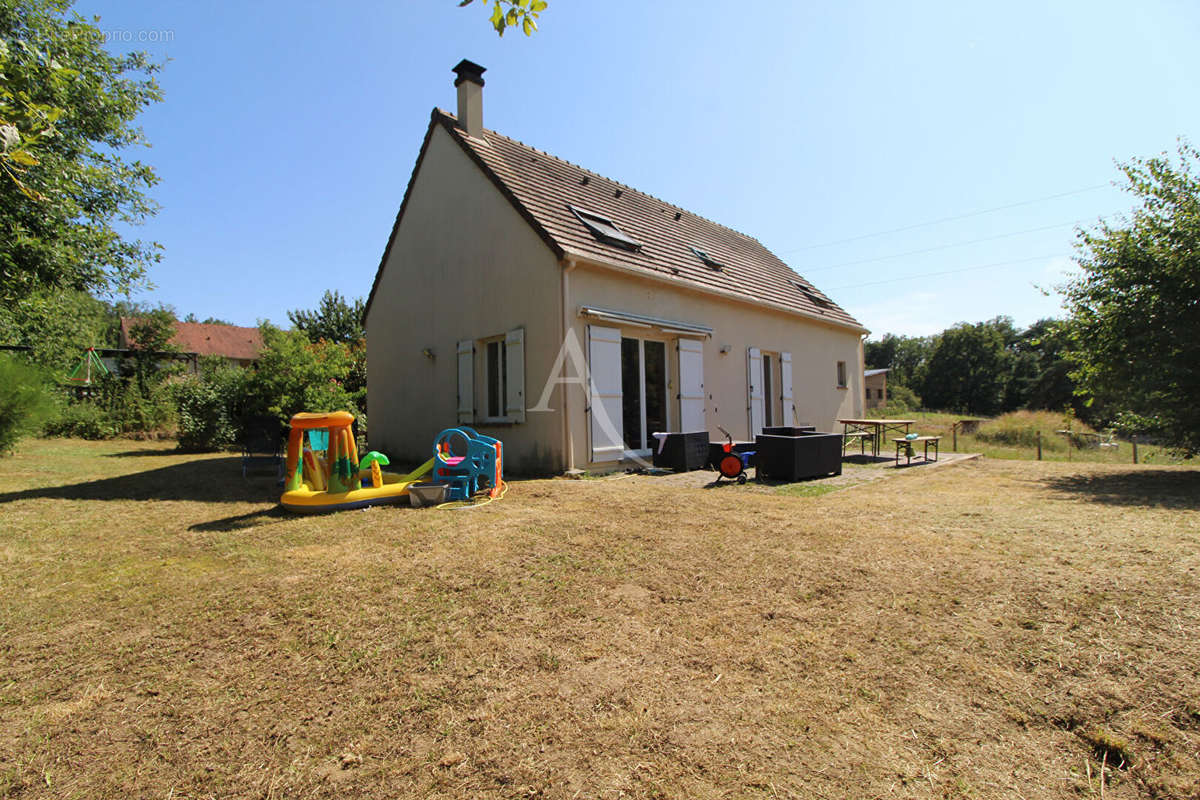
452, 59, 486, 88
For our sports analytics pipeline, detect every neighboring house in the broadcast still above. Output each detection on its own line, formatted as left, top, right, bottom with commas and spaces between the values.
119, 319, 263, 370
864, 368, 889, 409
365, 60, 867, 474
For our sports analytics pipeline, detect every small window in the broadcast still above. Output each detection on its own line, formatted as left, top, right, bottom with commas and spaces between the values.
569, 205, 641, 251
837, 361, 848, 389
485, 339, 507, 419
690, 245, 724, 270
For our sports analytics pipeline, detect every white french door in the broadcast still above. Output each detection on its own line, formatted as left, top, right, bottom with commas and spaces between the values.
621, 336, 668, 454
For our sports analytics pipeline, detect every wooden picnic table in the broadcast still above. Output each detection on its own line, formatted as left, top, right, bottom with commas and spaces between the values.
838, 418, 915, 457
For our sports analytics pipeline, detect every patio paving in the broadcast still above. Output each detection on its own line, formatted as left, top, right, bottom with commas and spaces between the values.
590, 452, 981, 494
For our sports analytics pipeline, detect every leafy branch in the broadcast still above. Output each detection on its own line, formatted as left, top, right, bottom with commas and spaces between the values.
458, 0, 547, 37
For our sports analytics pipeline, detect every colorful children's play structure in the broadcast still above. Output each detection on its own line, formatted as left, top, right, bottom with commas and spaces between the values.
279, 412, 503, 513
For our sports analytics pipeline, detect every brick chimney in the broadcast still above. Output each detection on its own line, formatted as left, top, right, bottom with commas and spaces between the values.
452, 59, 486, 138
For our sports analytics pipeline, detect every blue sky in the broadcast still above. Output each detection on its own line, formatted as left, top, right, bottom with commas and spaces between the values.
81, 0, 1199, 338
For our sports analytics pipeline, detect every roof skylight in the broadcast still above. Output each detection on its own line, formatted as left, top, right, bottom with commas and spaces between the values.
690, 246, 724, 270
569, 205, 641, 251
792, 280, 832, 309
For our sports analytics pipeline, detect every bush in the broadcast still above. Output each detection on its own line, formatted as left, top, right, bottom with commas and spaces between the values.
43, 401, 117, 440
0, 355, 56, 454
973, 410, 1097, 452
884, 383, 921, 411
176, 378, 236, 450
175, 359, 252, 450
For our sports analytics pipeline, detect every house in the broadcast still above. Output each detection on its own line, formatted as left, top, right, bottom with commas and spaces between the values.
364, 60, 867, 474
864, 368, 889, 409
118, 318, 263, 370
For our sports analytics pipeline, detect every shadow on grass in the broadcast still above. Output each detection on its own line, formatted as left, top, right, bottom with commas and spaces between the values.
103, 447, 189, 458
1042, 469, 1200, 510
0, 456, 277, 505
190, 505, 290, 532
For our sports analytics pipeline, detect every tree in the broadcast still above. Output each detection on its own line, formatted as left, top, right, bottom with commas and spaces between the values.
1061, 139, 1200, 454
1006, 319, 1078, 414
0, 0, 162, 303
920, 322, 1011, 415
288, 290, 365, 345
458, 0, 547, 36
122, 306, 178, 396
864, 332, 933, 398
246, 324, 364, 424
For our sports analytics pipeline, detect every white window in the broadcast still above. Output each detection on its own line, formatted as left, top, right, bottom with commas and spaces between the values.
837, 361, 847, 389
457, 327, 525, 425
484, 338, 507, 420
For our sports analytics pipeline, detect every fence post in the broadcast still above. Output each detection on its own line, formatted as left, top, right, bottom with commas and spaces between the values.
1132, 434, 1139, 465
953, 423, 958, 452
1036, 430, 1042, 461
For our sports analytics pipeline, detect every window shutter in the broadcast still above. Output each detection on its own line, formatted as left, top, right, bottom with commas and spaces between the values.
677, 338, 706, 433
457, 339, 474, 424
587, 325, 624, 462
780, 351, 795, 425
505, 327, 525, 423
747, 347, 764, 438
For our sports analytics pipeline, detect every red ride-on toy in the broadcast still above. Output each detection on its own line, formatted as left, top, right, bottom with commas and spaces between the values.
715, 426, 755, 484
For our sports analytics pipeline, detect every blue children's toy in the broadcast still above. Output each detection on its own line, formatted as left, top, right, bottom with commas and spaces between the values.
430, 427, 504, 501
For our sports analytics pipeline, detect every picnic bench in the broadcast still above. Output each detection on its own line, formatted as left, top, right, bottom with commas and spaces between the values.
838, 418, 916, 458
893, 436, 940, 466
841, 430, 872, 456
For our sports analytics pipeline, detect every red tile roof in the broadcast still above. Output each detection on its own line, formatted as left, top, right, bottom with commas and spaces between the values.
119, 319, 263, 361
365, 109, 864, 331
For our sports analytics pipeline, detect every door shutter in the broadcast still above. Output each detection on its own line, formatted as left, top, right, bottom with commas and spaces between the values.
780, 351, 795, 425
505, 327, 525, 423
457, 339, 474, 424
587, 325, 624, 462
677, 338, 706, 433
747, 346, 764, 438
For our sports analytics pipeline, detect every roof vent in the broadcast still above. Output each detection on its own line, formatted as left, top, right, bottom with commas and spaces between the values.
690, 246, 724, 270
569, 205, 641, 252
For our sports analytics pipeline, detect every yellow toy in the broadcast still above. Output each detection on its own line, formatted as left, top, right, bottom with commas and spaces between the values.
280, 411, 432, 513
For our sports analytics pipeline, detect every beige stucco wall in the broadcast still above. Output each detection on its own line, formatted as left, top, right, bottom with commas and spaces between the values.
562, 262, 865, 470
365, 125, 566, 474
865, 372, 888, 409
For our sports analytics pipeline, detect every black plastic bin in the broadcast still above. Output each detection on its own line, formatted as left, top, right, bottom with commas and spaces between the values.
762, 425, 816, 436
651, 431, 710, 472
754, 431, 843, 481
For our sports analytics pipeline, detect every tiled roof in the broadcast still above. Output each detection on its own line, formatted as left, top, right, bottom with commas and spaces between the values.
366, 109, 864, 331
119, 319, 263, 361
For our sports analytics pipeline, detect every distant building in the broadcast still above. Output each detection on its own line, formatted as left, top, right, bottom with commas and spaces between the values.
864, 368, 889, 409
119, 319, 263, 369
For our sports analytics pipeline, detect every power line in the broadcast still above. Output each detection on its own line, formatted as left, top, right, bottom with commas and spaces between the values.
780, 183, 1112, 254
827, 253, 1069, 291
801, 216, 1101, 274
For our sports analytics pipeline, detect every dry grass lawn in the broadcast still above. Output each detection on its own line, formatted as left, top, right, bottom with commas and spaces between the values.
1, 438, 1199, 799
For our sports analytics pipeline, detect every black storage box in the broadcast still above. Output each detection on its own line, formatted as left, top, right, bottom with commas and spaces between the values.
651, 431, 710, 472
754, 430, 843, 481
762, 425, 816, 436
